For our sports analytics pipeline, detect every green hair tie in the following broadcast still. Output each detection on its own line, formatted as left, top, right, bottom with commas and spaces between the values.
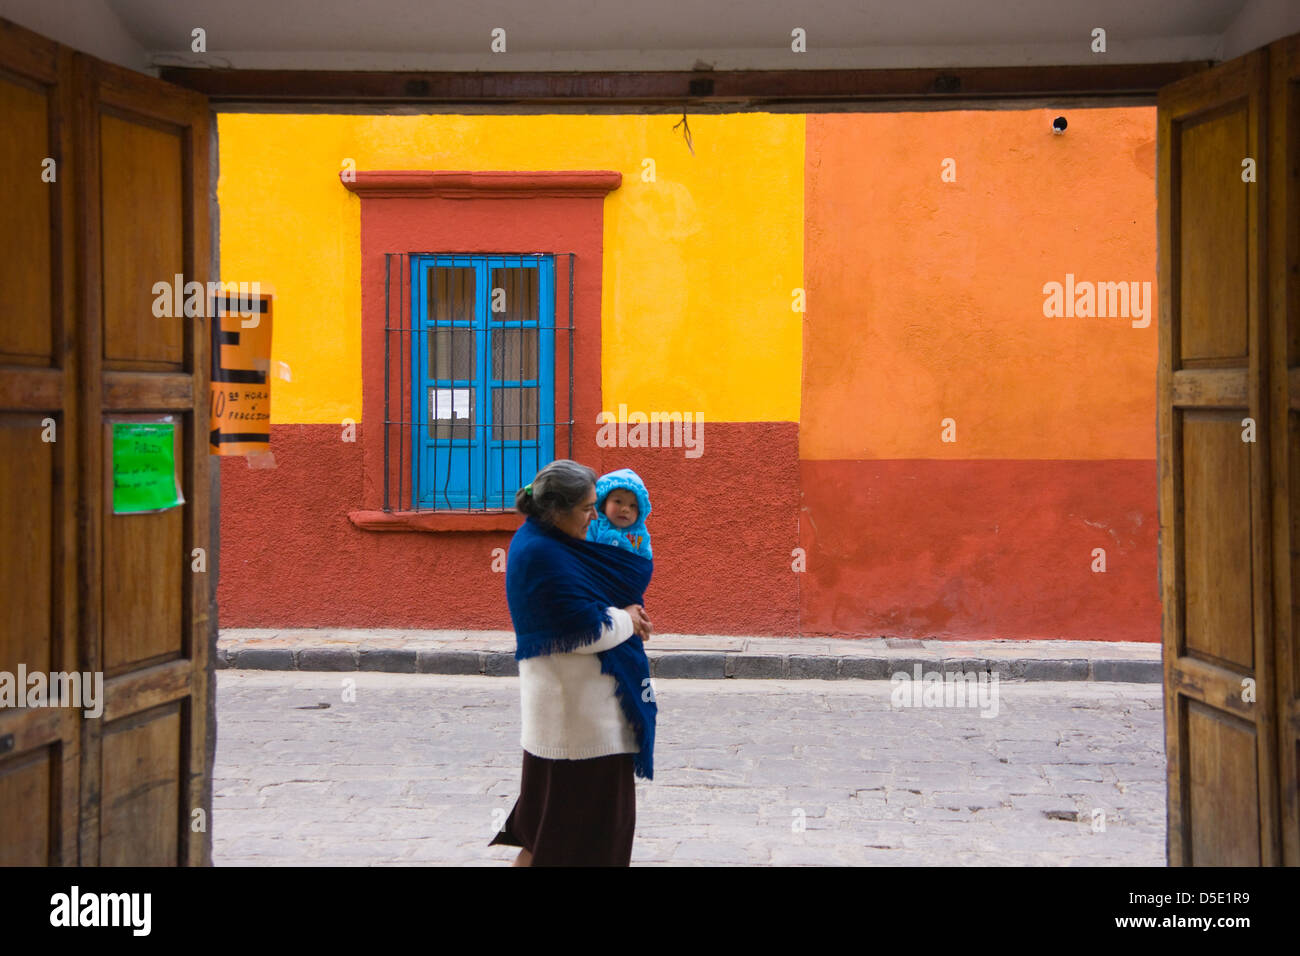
524, 483, 533, 495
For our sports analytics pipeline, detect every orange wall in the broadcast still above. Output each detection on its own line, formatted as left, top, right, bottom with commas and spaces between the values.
802, 108, 1157, 462
799, 108, 1161, 641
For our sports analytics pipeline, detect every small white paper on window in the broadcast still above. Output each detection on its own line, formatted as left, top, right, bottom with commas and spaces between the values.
430, 388, 471, 421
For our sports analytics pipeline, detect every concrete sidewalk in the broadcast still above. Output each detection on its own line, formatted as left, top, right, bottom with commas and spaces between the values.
217, 629, 1161, 682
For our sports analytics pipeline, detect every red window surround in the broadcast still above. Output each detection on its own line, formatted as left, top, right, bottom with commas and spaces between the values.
340, 169, 622, 532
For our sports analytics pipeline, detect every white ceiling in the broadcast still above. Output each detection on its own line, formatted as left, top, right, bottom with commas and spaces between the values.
2, 0, 1298, 76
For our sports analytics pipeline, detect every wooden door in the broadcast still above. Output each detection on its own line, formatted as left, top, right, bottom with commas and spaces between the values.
0, 16, 213, 865
0, 19, 79, 867
1266, 32, 1300, 866
1158, 33, 1300, 865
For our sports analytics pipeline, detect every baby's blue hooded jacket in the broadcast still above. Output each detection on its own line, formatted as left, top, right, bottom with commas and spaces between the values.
586, 467, 652, 559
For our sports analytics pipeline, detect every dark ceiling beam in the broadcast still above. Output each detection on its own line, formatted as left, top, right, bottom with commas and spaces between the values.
159, 62, 1212, 105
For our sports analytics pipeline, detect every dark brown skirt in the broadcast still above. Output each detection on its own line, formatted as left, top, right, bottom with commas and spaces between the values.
488, 749, 636, 866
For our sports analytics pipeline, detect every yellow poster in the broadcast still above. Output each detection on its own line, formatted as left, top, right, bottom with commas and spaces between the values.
209, 289, 273, 456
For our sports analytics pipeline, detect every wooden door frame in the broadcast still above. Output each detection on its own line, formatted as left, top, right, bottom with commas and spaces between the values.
176, 56, 1215, 868
178, 51, 1300, 869
158, 62, 1209, 106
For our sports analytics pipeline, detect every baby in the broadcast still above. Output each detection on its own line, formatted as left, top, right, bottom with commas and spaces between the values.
586, 467, 652, 559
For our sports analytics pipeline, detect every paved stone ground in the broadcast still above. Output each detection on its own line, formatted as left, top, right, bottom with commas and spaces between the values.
212, 672, 1166, 866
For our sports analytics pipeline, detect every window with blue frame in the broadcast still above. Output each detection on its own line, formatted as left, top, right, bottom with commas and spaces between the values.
410, 255, 555, 509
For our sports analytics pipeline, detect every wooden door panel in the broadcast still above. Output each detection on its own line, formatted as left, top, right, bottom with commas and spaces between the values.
1186, 701, 1262, 864
103, 504, 186, 670
1177, 105, 1250, 362
99, 703, 182, 866
1181, 413, 1254, 668
1185, 702, 1263, 868
0, 748, 55, 865
1159, 47, 1277, 865
0, 69, 53, 363
100, 112, 185, 367
0, 418, 53, 677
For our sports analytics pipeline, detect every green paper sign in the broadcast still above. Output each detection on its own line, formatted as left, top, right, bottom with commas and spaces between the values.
112, 422, 184, 514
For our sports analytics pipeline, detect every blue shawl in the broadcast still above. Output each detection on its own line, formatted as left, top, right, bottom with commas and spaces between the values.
505, 514, 656, 780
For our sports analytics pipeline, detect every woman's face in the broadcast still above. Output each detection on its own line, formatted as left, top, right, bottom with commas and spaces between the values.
550, 484, 598, 539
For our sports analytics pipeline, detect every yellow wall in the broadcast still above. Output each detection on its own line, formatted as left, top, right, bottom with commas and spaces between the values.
216, 114, 806, 425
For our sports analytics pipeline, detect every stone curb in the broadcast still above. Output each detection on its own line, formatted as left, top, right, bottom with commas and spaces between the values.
215, 645, 1162, 682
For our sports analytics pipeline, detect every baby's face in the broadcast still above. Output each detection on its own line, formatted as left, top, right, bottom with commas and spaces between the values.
603, 488, 639, 528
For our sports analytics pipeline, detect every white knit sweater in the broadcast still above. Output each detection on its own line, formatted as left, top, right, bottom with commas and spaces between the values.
518, 606, 640, 760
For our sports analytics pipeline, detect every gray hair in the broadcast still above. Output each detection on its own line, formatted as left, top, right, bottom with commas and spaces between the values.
516, 459, 597, 524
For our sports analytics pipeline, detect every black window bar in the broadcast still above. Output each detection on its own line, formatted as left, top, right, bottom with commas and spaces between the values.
382, 252, 575, 513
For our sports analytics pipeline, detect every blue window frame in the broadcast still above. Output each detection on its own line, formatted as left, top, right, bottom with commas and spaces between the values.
410, 255, 555, 509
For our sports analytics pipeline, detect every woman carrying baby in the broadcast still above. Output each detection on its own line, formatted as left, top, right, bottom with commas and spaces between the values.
488, 459, 656, 866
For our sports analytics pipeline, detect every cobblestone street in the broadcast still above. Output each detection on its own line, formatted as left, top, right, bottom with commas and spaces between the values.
212, 672, 1166, 866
